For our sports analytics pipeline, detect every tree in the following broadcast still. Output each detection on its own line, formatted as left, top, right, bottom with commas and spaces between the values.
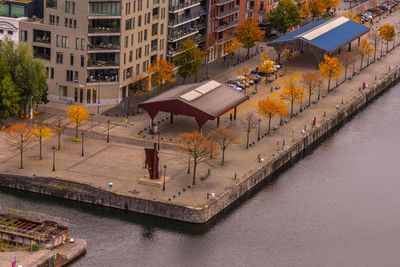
318, 54, 343, 92
0, 73, 20, 122
342, 11, 361, 23
257, 97, 287, 134
269, 0, 301, 33
236, 17, 265, 57
66, 105, 89, 140
209, 126, 238, 165
146, 58, 176, 91
379, 24, 396, 53
241, 112, 259, 149
176, 131, 212, 185
307, 0, 325, 20
338, 52, 355, 81
301, 72, 319, 106
258, 53, 275, 84
236, 67, 253, 92
5, 124, 34, 169
280, 76, 305, 118
322, 0, 340, 12
174, 38, 202, 84
357, 39, 373, 70
53, 117, 66, 150
367, 28, 381, 62
32, 121, 53, 160
299, 0, 311, 19
224, 37, 242, 63
132, 74, 152, 112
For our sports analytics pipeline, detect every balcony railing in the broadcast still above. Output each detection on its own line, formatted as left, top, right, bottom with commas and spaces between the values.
216, 0, 235, 6
88, 43, 120, 51
34, 53, 51, 60
87, 60, 119, 67
168, 9, 205, 27
168, 28, 199, 42
87, 74, 119, 83
215, 19, 238, 32
88, 27, 120, 34
169, 0, 200, 12
216, 6, 239, 19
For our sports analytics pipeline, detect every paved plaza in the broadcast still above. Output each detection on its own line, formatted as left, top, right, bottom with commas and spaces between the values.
1, 10, 399, 208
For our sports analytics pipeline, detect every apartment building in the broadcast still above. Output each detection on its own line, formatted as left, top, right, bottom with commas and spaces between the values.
20, 0, 168, 106
166, 0, 207, 63
238, 0, 274, 25
207, 0, 238, 60
0, 0, 43, 43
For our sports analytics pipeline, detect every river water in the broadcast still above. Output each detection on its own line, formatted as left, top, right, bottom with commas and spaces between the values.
1, 83, 400, 266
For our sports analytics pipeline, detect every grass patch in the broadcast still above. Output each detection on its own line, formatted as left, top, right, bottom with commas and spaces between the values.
73, 137, 81, 142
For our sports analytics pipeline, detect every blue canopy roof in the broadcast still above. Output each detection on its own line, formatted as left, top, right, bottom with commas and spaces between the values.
270, 17, 369, 52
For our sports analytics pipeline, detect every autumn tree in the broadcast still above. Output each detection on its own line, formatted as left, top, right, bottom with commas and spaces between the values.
236, 17, 265, 57
299, 0, 311, 19
357, 39, 373, 70
241, 112, 259, 149
367, 28, 381, 62
379, 24, 396, 53
258, 53, 275, 83
174, 38, 202, 84
209, 126, 238, 165
342, 11, 360, 23
53, 117, 66, 150
176, 131, 212, 185
318, 54, 343, 92
280, 76, 304, 118
301, 72, 319, 106
146, 58, 176, 91
0, 72, 20, 122
269, 0, 301, 33
5, 124, 34, 169
32, 121, 53, 160
66, 105, 89, 140
132, 74, 152, 112
257, 96, 287, 134
224, 37, 242, 63
322, 0, 340, 12
307, 0, 325, 20
338, 51, 355, 81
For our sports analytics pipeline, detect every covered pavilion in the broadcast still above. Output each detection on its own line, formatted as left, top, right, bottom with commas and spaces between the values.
268, 16, 370, 62
138, 80, 249, 129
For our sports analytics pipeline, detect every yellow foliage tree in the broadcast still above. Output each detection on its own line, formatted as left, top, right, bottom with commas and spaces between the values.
236, 67, 253, 92
307, 0, 325, 19
367, 28, 380, 61
66, 105, 89, 140
322, 0, 340, 11
318, 54, 343, 92
5, 123, 34, 169
224, 37, 242, 62
280, 76, 305, 118
357, 39, 373, 70
301, 72, 319, 106
53, 117, 66, 150
257, 96, 287, 134
147, 58, 176, 91
32, 121, 53, 159
299, 0, 311, 18
236, 17, 265, 57
343, 11, 361, 23
379, 23, 396, 53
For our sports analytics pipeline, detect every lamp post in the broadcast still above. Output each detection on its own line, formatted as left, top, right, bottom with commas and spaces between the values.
163, 164, 167, 191
107, 120, 110, 143
52, 146, 56, 171
97, 74, 101, 114
81, 132, 84, 157
157, 130, 160, 150
257, 118, 261, 141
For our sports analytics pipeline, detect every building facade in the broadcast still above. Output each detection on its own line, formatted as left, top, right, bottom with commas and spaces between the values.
20, 0, 168, 106
238, 0, 274, 25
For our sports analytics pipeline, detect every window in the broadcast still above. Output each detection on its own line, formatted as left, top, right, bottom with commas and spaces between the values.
51, 68, 54, 79
0, 29, 3, 34
145, 44, 149, 56
136, 64, 140, 75
142, 61, 147, 72
56, 35, 60, 47
138, 0, 142, 11
81, 39, 85, 51
70, 54, 74, 65
246, 0, 254, 9
144, 29, 147, 41
76, 38, 79, 50
46, 0, 57, 8
89, 2, 121, 16
151, 39, 158, 52
161, 7, 165, 19
56, 16, 59, 25
126, 67, 132, 79
131, 34, 134, 46
65, 18, 68, 27
152, 23, 158, 36
65, 1, 71, 13
87, 89, 91, 103
21, 31, 27, 42
152, 7, 159, 20
124, 36, 128, 48
160, 24, 163, 35
153, 0, 159, 4
80, 88, 83, 103
72, 2, 75, 14
245, 12, 253, 20
132, 18, 135, 29
147, 12, 150, 24
133, 0, 136, 12
139, 47, 142, 58
74, 87, 78, 102
56, 52, 63, 63
62, 36, 69, 48
92, 88, 97, 104
66, 70, 73, 81
146, 0, 149, 8
59, 86, 68, 100
75, 71, 78, 82
73, 20, 77, 28
69, 18, 72, 28
138, 15, 142, 27
260, 1, 264, 10
150, 55, 157, 64
80, 55, 84, 67
129, 51, 133, 62
125, 19, 132, 30
49, 15, 55, 25
124, 53, 126, 64
259, 14, 263, 23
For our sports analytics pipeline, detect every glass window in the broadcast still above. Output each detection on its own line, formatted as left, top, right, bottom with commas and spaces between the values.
92, 88, 97, 104
81, 55, 85, 67
152, 23, 158, 36
81, 39, 85, 51
89, 2, 121, 16
76, 38, 79, 50
51, 68, 54, 79
66, 1, 70, 13
59, 86, 68, 100
151, 39, 158, 52
62, 36, 69, 48
70, 54, 74, 65
10, 4, 24, 17
46, 0, 57, 8
125, 19, 132, 30
56, 52, 63, 63
87, 89, 91, 103
21, 31, 27, 42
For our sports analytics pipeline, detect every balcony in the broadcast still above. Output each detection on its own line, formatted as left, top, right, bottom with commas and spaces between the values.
169, 0, 201, 13
168, 28, 199, 42
168, 9, 205, 28
33, 30, 51, 44
87, 70, 119, 83
216, 0, 235, 6
88, 37, 120, 52
215, 19, 238, 32
33, 46, 51, 60
89, 2, 121, 18
216, 6, 239, 19
87, 52, 120, 69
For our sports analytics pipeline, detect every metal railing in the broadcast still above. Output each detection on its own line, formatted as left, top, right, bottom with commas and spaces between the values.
216, 6, 238, 19
169, 0, 200, 12
167, 28, 199, 41
216, 0, 235, 6
88, 27, 120, 34
215, 19, 238, 32
168, 8, 205, 26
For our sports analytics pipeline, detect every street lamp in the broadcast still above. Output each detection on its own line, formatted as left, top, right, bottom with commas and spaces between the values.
257, 118, 261, 141
52, 146, 56, 171
97, 74, 101, 115
81, 132, 84, 157
157, 130, 161, 150
163, 164, 167, 191
107, 120, 110, 143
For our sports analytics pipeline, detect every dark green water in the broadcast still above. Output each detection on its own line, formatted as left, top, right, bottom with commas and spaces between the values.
1, 83, 400, 266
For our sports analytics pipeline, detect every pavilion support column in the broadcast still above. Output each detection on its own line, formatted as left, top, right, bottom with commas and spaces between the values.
348, 42, 352, 51
358, 37, 360, 45
217, 117, 220, 127
170, 113, 174, 124
234, 107, 237, 120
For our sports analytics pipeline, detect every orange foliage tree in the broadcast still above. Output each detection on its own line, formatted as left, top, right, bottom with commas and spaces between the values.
318, 54, 343, 92
357, 39, 373, 70
236, 17, 265, 57
379, 23, 396, 53
32, 120, 53, 159
280, 76, 304, 118
257, 96, 287, 134
66, 105, 89, 140
176, 131, 213, 185
147, 58, 175, 91
53, 117, 66, 150
209, 126, 238, 165
5, 123, 34, 169
301, 72, 319, 106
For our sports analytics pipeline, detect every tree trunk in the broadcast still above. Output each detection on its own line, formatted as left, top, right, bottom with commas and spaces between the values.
39, 136, 42, 159
237, 51, 240, 62
352, 62, 355, 76
290, 100, 294, 118
75, 126, 78, 139
247, 47, 250, 58
221, 148, 225, 165
268, 116, 272, 134
206, 58, 209, 78
360, 55, 363, 71
183, 77, 186, 85
318, 86, 321, 100
308, 87, 312, 106
246, 131, 250, 149
20, 143, 23, 169
58, 134, 61, 150
344, 65, 348, 80
327, 79, 331, 92
387, 42, 389, 53
192, 158, 197, 185
374, 42, 377, 62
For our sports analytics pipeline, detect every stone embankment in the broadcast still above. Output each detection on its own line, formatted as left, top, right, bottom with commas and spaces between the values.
0, 66, 399, 224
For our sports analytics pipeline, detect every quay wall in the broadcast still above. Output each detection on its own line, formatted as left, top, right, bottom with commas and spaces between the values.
0, 66, 399, 224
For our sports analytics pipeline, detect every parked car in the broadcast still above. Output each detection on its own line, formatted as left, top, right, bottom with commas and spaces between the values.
227, 80, 245, 89
226, 84, 242, 91
252, 74, 261, 83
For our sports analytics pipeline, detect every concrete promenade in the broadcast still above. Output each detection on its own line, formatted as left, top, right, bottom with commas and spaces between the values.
0, 10, 399, 222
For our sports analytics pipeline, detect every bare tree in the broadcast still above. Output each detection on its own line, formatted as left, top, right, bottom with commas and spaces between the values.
241, 112, 259, 149
53, 117, 66, 150
209, 126, 238, 165
5, 124, 34, 169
